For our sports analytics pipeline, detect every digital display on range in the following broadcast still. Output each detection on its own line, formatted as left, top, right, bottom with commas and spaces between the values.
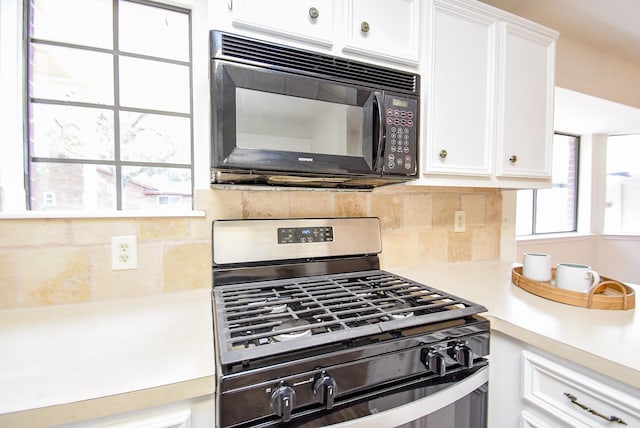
278, 226, 334, 244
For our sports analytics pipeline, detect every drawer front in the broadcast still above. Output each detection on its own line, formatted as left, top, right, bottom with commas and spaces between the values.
522, 351, 640, 427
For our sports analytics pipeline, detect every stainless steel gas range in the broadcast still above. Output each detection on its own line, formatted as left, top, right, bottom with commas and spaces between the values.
211, 217, 490, 427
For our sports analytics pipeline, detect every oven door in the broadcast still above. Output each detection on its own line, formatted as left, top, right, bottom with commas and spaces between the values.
294, 366, 488, 428
210, 60, 381, 176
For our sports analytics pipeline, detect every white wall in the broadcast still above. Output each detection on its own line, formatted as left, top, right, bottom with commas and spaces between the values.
596, 236, 640, 284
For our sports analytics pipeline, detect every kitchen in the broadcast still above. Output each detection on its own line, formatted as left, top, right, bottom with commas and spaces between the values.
0, 0, 639, 427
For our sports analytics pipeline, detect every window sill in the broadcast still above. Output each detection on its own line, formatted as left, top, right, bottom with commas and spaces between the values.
0, 210, 206, 220
600, 233, 640, 241
516, 232, 596, 244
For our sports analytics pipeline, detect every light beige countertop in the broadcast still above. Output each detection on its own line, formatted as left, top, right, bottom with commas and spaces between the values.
2, 261, 638, 427
0, 289, 215, 427
395, 260, 640, 388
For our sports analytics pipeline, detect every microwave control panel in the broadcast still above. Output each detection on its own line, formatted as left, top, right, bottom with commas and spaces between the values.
382, 95, 418, 176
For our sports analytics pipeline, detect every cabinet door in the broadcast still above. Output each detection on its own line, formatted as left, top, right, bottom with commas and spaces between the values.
230, 0, 334, 47
342, 0, 420, 65
424, 1, 496, 176
496, 22, 555, 178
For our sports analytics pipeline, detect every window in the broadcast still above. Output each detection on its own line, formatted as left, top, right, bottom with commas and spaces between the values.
25, 0, 193, 211
604, 134, 640, 234
516, 133, 579, 236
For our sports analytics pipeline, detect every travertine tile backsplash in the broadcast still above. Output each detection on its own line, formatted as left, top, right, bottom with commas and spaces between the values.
0, 186, 501, 308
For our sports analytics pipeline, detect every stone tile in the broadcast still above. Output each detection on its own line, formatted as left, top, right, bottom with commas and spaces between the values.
461, 194, 486, 227
70, 219, 138, 246
417, 229, 448, 265
0, 219, 69, 247
242, 190, 291, 218
198, 188, 243, 220
0, 252, 17, 308
189, 217, 213, 241
432, 193, 461, 229
403, 192, 433, 229
335, 192, 368, 217
379, 231, 419, 269
20, 247, 92, 306
486, 192, 503, 225
370, 192, 403, 230
471, 227, 501, 261
139, 218, 190, 241
163, 243, 211, 292
290, 191, 335, 218
447, 231, 473, 262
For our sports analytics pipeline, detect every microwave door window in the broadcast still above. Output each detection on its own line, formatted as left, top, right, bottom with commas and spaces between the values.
235, 88, 364, 158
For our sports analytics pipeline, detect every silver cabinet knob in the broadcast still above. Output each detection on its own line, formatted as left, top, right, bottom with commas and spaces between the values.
439, 149, 448, 159
509, 154, 518, 164
360, 21, 370, 33
309, 7, 319, 19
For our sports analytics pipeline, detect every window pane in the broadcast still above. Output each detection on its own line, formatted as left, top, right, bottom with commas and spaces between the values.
30, 163, 116, 210
31, 104, 114, 160
32, 0, 112, 49
604, 134, 640, 233
119, 57, 190, 113
534, 134, 578, 233
122, 166, 192, 210
516, 190, 534, 236
120, 112, 190, 163
31, 44, 114, 104
119, 1, 189, 61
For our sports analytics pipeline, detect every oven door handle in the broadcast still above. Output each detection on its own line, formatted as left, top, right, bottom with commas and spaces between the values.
326, 366, 489, 428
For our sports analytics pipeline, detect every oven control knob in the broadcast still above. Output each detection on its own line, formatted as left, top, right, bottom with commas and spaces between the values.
422, 348, 446, 377
452, 342, 474, 369
270, 382, 296, 422
313, 372, 337, 409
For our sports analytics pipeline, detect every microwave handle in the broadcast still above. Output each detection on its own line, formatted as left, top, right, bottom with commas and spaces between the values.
373, 92, 386, 173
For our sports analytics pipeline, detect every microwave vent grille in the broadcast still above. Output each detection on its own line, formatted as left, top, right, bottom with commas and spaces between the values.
217, 33, 418, 94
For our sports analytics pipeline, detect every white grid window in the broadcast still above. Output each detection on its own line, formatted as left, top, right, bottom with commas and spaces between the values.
26, 0, 194, 211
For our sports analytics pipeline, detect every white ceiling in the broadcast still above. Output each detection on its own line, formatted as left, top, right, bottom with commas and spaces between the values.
479, 0, 640, 136
555, 87, 640, 135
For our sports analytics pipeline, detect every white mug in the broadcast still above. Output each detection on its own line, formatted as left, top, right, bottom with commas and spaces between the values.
555, 263, 601, 292
522, 253, 552, 282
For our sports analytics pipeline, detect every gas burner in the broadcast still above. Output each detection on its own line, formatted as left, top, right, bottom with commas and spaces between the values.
388, 301, 415, 319
272, 319, 312, 342
248, 297, 288, 314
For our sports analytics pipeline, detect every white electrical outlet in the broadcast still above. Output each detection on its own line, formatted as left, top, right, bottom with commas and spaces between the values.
111, 235, 138, 270
454, 211, 466, 233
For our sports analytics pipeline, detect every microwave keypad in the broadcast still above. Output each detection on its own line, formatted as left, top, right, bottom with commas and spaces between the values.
385, 106, 416, 172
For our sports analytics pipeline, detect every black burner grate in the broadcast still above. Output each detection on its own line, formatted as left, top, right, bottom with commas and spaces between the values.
213, 270, 486, 365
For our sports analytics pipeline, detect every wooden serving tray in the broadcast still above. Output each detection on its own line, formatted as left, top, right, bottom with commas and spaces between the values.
512, 266, 635, 310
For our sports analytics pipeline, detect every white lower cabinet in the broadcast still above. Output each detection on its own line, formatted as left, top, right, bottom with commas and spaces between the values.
521, 351, 640, 427
489, 331, 640, 428
59, 395, 214, 428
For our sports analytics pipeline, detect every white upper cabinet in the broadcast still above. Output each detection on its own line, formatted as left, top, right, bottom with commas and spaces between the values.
424, 1, 496, 177
228, 0, 335, 47
419, 0, 558, 189
216, 0, 421, 68
342, 0, 421, 65
496, 21, 556, 179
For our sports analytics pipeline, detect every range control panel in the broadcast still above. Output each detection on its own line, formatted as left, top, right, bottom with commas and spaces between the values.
278, 226, 334, 244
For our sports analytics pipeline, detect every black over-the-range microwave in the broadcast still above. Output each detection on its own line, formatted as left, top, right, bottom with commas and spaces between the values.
209, 30, 420, 189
